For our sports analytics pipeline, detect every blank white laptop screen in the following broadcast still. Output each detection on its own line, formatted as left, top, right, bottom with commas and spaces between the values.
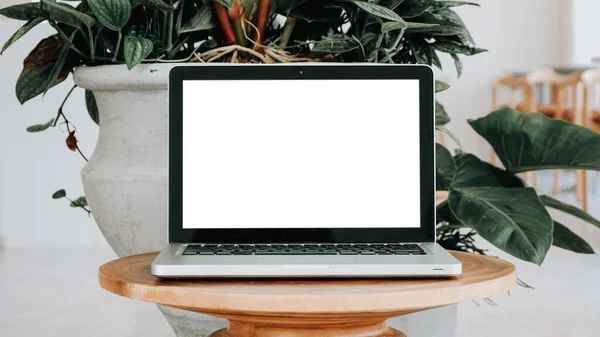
182, 80, 421, 229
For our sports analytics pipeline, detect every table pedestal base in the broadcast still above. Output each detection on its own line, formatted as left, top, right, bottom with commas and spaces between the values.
208, 319, 407, 337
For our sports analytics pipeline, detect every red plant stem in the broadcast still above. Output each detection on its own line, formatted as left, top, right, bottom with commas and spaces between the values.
213, 2, 236, 45
229, 0, 246, 47
253, 0, 271, 49
279, 17, 296, 48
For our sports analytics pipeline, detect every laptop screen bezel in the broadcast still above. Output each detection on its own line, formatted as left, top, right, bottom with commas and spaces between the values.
169, 64, 435, 244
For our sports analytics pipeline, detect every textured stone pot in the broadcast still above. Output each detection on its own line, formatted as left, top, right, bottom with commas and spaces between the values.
73, 63, 457, 337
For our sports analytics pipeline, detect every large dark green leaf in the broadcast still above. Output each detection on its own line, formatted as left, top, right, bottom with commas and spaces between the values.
433, 40, 486, 55
311, 35, 361, 53
181, 4, 214, 33
449, 187, 553, 265
44, 35, 72, 94
88, 0, 132, 31
2, 17, 45, 54
396, 0, 434, 18
352, 1, 405, 22
435, 101, 450, 126
553, 221, 595, 254
86, 90, 100, 125
124, 35, 153, 69
131, 0, 174, 12
451, 154, 502, 188
0, 3, 43, 21
486, 164, 526, 188
26, 118, 55, 132
41, 0, 96, 33
436, 143, 456, 191
540, 195, 600, 229
16, 63, 66, 104
469, 108, 600, 172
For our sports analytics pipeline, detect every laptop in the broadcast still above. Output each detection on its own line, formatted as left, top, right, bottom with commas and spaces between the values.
151, 64, 462, 278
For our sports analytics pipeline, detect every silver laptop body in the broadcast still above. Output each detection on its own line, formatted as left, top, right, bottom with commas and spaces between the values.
152, 64, 462, 278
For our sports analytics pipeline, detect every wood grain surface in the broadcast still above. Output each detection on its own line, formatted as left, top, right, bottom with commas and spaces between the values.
98, 251, 515, 337
99, 251, 515, 315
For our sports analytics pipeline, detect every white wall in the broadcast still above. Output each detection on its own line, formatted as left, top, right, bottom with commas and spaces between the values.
437, 0, 570, 159
570, 0, 600, 64
0, 0, 574, 247
0, 18, 107, 247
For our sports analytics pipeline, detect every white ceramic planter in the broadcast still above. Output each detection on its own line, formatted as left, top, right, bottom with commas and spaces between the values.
73, 63, 457, 337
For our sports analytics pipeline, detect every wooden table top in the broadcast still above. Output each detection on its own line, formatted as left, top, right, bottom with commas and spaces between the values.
98, 251, 516, 316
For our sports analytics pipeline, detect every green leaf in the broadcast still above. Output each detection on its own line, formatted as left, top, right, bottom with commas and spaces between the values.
44, 35, 72, 94
124, 35, 154, 69
70, 196, 88, 207
436, 143, 456, 190
215, 0, 235, 9
0, 3, 43, 21
435, 101, 450, 126
435, 79, 450, 93
52, 189, 67, 199
131, 0, 175, 12
451, 153, 502, 188
88, 0, 132, 31
86, 90, 100, 125
26, 118, 55, 132
431, 49, 442, 69
553, 221, 595, 254
469, 108, 600, 172
434, 1, 480, 8
433, 8, 475, 46
2, 18, 45, 54
41, 0, 96, 33
352, 1, 406, 22
311, 35, 361, 53
397, 0, 434, 18
16, 63, 67, 104
405, 22, 440, 31
436, 202, 463, 226
449, 187, 553, 265
451, 53, 462, 77
540, 195, 600, 229
433, 40, 486, 55
181, 4, 214, 33
381, 21, 408, 33
486, 164, 526, 188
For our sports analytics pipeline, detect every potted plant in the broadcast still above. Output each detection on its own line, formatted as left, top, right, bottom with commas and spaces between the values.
2, 0, 599, 336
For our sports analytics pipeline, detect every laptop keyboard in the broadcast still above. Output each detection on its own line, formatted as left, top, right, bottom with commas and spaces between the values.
182, 244, 426, 256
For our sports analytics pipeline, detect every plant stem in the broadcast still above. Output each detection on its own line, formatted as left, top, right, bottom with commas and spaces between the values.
53, 85, 89, 162
213, 2, 236, 45
279, 17, 296, 48
230, 1, 246, 47
112, 31, 122, 62
48, 21, 89, 59
253, 0, 271, 49
166, 0, 174, 52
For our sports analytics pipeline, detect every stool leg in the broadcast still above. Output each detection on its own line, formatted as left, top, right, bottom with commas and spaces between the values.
553, 170, 560, 195
576, 171, 583, 201
582, 170, 589, 213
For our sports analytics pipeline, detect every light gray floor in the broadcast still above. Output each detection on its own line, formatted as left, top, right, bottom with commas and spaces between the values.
1, 171, 599, 337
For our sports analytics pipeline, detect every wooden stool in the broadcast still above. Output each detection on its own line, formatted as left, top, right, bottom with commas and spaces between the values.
578, 68, 600, 212
99, 251, 516, 337
525, 69, 582, 195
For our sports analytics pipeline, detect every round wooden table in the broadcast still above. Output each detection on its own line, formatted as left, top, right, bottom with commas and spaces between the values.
99, 251, 516, 337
